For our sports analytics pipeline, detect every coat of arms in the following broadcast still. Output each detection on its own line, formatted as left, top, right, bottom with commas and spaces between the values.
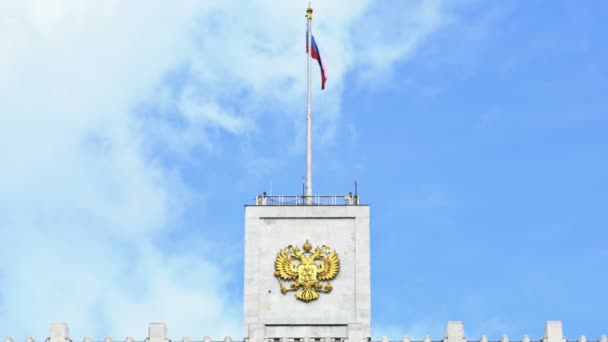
274, 240, 340, 302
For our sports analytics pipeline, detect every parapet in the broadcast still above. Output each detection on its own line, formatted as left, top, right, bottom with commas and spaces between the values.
378, 322, 606, 342
4, 321, 607, 342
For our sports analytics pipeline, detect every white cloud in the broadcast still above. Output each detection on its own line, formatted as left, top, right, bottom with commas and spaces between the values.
0, 0, 455, 340
179, 85, 251, 136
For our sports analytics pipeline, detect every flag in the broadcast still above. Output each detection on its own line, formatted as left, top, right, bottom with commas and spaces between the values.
307, 33, 327, 90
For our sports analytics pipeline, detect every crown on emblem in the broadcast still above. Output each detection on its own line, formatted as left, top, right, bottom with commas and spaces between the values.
303, 240, 312, 252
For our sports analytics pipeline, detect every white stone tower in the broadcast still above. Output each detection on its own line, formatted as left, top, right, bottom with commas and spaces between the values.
244, 195, 371, 342
243, 5, 369, 342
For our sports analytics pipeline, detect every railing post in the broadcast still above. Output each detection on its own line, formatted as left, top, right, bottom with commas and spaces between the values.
543, 321, 564, 342
50, 323, 69, 342
248, 323, 265, 342
445, 322, 466, 342
149, 323, 167, 342
347, 324, 364, 342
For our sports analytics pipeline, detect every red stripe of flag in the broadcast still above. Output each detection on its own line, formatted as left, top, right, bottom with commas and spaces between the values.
306, 33, 327, 90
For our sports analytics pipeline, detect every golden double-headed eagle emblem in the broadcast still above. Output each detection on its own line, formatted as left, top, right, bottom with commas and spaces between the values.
274, 240, 340, 302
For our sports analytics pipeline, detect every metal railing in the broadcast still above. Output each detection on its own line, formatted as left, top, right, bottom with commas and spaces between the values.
255, 194, 360, 206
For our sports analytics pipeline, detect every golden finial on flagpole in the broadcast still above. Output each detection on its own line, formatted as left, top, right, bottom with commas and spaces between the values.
307, 4, 313, 20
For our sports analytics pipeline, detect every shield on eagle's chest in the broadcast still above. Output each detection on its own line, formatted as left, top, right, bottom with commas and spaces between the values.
297, 263, 317, 284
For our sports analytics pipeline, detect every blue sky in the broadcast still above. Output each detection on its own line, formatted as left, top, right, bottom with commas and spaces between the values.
0, 1, 607, 341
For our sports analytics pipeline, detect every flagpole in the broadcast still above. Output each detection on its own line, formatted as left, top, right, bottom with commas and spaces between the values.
305, 4, 313, 205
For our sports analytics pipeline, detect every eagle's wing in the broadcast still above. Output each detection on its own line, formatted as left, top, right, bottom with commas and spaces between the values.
275, 249, 298, 280
317, 250, 340, 281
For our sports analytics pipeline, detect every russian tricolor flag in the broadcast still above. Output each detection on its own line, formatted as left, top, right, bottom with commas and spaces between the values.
307, 34, 327, 90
